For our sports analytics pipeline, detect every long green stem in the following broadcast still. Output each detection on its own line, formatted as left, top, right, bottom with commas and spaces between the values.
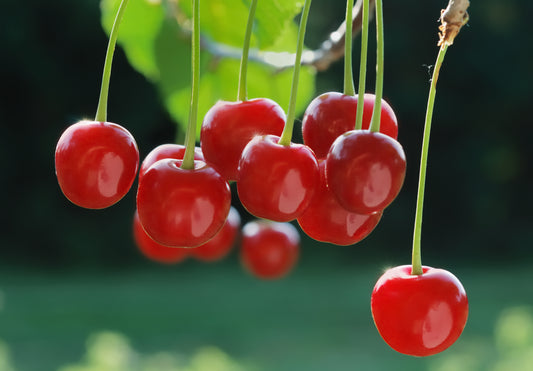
237, 0, 258, 102
343, 0, 355, 97
95, 0, 130, 122
354, 0, 369, 130
181, 0, 200, 170
368, 0, 383, 133
278, 0, 312, 147
411, 44, 448, 276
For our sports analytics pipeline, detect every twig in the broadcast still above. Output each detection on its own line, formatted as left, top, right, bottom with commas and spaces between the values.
438, 0, 470, 46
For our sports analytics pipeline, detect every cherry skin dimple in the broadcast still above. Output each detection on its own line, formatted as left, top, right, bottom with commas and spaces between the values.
55, 120, 139, 209
371, 265, 469, 357
201, 98, 286, 181
237, 135, 319, 222
240, 220, 300, 280
297, 161, 382, 245
139, 144, 204, 178
326, 130, 406, 215
302, 92, 398, 159
133, 210, 188, 264
136, 159, 231, 248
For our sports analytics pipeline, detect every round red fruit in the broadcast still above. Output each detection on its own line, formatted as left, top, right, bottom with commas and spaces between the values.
139, 144, 204, 178
326, 130, 406, 214
137, 159, 231, 247
240, 220, 299, 280
237, 135, 319, 222
201, 98, 286, 181
371, 265, 468, 356
55, 120, 139, 209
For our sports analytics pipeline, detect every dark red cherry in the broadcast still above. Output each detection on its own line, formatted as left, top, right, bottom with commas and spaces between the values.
240, 220, 300, 280
326, 130, 406, 214
133, 210, 188, 264
139, 144, 204, 178
136, 159, 231, 247
302, 92, 398, 159
201, 98, 286, 181
297, 161, 382, 245
55, 120, 139, 209
237, 135, 319, 222
189, 206, 241, 262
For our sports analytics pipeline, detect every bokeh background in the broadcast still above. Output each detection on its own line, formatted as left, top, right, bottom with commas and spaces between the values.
1, 0, 533, 370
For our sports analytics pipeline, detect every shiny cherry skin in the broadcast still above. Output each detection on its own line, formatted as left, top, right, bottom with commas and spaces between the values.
133, 210, 188, 264
302, 92, 398, 159
297, 161, 382, 245
189, 206, 241, 262
371, 265, 469, 356
139, 144, 204, 178
326, 130, 406, 215
201, 98, 286, 181
55, 120, 139, 209
237, 135, 319, 222
240, 220, 299, 280
136, 159, 231, 247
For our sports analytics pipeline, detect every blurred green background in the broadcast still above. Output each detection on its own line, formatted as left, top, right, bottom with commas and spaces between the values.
1, 0, 533, 370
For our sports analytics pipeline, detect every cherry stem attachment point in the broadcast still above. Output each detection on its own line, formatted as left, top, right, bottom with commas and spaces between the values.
181, 0, 200, 170
368, 0, 383, 133
343, 0, 355, 97
278, 0, 312, 147
95, 0, 130, 123
237, 0, 258, 102
411, 44, 448, 276
354, 0, 369, 130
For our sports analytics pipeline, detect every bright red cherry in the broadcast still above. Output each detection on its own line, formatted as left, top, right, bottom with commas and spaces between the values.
189, 206, 241, 262
201, 98, 286, 181
371, 265, 469, 356
237, 135, 319, 222
326, 130, 406, 215
240, 220, 300, 280
133, 210, 188, 264
55, 120, 139, 209
297, 161, 382, 245
139, 144, 204, 178
136, 159, 231, 247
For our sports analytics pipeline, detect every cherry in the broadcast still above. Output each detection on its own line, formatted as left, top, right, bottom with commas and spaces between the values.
136, 159, 231, 247
240, 220, 299, 280
133, 210, 188, 264
297, 161, 382, 245
139, 144, 204, 178
326, 130, 406, 215
189, 206, 241, 262
55, 120, 139, 209
237, 135, 319, 222
371, 265, 468, 356
302, 92, 398, 159
200, 98, 286, 181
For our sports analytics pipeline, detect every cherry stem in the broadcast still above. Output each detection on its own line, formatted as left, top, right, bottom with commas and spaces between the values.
343, 0, 355, 97
237, 0, 258, 102
181, 0, 200, 170
354, 0, 369, 130
411, 44, 449, 276
94, 0, 130, 123
278, 0, 312, 147
368, 0, 383, 133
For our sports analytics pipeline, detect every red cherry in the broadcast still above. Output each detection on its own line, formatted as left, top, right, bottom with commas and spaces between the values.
189, 206, 241, 262
237, 135, 319, 222
297, 161, 382, 245
139, 144, 204, 178
55, 120, 139, 209
326, 130, 406, 214
136, 159, 231, 247
133, 210, 188, 264
240, 220, 299, 280
371, 265, 469, 356
201, 98, 286, 181
302, 92, 398, 159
